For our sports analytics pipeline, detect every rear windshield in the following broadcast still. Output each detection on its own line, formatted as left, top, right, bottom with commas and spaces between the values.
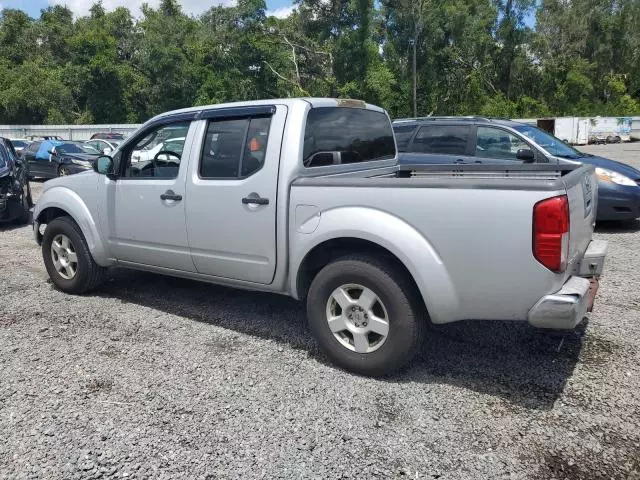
10, 140, 27, 148
303, 107, 395, 167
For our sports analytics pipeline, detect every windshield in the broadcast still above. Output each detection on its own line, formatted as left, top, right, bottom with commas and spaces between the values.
513, 125, 583, 158
10, 140, 27, 148
57, 143, 100, 155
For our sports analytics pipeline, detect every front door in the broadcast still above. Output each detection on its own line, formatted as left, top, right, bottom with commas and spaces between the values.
104, 120, 196, 272
473, 126, 532, 164
185, 106, 284, 284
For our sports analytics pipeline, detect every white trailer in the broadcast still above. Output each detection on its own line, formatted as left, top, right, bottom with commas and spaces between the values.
588, 117, 633, 143
536, 117, 589, 145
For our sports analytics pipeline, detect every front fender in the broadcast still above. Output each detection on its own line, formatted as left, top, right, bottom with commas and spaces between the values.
34, 186, 111, 266
290, 206, 460, 324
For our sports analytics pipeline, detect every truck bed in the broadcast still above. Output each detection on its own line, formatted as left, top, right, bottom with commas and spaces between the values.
290, 162, 596, 324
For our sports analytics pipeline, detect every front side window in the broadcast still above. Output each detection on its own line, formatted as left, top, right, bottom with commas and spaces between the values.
200, 116, 271, 179
303, 107, 395, 167
124, 121, 190, 179
475, 127, 529, 160
410, 125, 470, 155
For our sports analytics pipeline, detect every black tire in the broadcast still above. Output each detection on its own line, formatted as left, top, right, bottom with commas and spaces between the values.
306, 254, 425, 376
42, 216, 106, 294
12, 183, 31, 225
57, 165, 69, 177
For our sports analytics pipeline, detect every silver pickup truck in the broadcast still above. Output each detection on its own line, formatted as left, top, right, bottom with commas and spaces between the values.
33, 98, 607, 376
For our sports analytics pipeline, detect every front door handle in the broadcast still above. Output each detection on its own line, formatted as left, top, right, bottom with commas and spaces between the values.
160, 190, 182, 201
455, 158, 465, 164
242, 196, 269, 206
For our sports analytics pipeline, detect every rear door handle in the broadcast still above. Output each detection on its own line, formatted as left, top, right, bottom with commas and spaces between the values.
160, 190, 182, 201
242, 196, 269, 206
455, 158, 465, 164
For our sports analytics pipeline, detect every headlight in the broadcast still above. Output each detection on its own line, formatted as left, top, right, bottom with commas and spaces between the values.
595, 167, 637, 186
71, 159, 91, 167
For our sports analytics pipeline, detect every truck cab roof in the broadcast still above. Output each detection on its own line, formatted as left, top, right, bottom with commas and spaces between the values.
146, 98, 387, 126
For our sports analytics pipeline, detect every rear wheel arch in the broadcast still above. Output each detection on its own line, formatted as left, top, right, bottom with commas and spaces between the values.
295, 237, 427, 314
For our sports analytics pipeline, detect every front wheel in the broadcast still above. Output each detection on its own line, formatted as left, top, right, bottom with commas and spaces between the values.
58, 165, 70, 177
42, 217, 106, 294
306, 254, 425, 376
12, 183, 31, 225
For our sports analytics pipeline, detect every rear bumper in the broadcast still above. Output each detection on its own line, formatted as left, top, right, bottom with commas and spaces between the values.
528, 277, 593, 329
528, 240, 607, 329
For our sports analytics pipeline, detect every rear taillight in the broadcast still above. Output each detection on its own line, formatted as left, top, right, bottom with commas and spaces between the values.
533, 195, 569, 273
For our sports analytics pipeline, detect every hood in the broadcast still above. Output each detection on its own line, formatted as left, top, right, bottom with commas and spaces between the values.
576, 154, 640, 181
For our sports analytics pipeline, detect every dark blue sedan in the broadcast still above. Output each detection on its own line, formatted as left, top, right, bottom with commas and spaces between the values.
393, 117, 640, 222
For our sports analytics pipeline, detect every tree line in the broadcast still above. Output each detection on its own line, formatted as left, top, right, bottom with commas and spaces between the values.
0, 0, 638, 125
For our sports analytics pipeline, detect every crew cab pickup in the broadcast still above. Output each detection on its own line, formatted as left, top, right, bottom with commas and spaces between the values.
33, 98, 607, 376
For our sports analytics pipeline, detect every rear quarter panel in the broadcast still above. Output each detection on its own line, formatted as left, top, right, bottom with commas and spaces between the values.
290, 181, 575, 324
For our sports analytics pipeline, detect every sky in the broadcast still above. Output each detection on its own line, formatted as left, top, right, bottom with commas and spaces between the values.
0, 0, 297, 18
2, 0, 535, 27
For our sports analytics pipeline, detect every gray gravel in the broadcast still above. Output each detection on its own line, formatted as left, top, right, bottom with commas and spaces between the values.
2, 145, 640, 479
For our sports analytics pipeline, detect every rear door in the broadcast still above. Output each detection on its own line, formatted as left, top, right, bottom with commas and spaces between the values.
184, 105, 285, 284
403, 124, 474, 164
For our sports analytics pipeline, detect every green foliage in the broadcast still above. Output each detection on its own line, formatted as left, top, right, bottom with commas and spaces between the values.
0, 0, 637, 124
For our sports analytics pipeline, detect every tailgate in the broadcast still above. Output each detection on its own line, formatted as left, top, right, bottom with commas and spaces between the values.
564, 165, 597, 278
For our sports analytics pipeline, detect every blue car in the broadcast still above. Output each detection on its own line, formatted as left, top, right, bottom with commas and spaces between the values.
393, 117, 640, 222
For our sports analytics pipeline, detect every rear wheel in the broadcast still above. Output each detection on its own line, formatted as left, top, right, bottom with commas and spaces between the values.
42, 216, 106, 294
306, 254, 425, 376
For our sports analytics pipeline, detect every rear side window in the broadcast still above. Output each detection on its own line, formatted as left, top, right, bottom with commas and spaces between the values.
303, 107, 395, 167
410, 125, 471, 155
392, 124, 417, 152
200, 116, 271, 179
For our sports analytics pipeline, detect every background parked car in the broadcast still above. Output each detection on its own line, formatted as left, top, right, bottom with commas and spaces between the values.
8, 139, 29, 158
25, 135, 64, 142
393, 117, 640, 222
23, 140, 100, 179
0, 137, 31, 224
85, 138, 122, 155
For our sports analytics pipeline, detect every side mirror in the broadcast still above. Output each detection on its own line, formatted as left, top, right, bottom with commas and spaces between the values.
103, 147, 112, 155
47, 150, 55, 155
516, 148, 535, 162
94, 155, 114, 176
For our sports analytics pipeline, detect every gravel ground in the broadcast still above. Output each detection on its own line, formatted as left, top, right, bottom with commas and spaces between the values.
1, 144, 639, 479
